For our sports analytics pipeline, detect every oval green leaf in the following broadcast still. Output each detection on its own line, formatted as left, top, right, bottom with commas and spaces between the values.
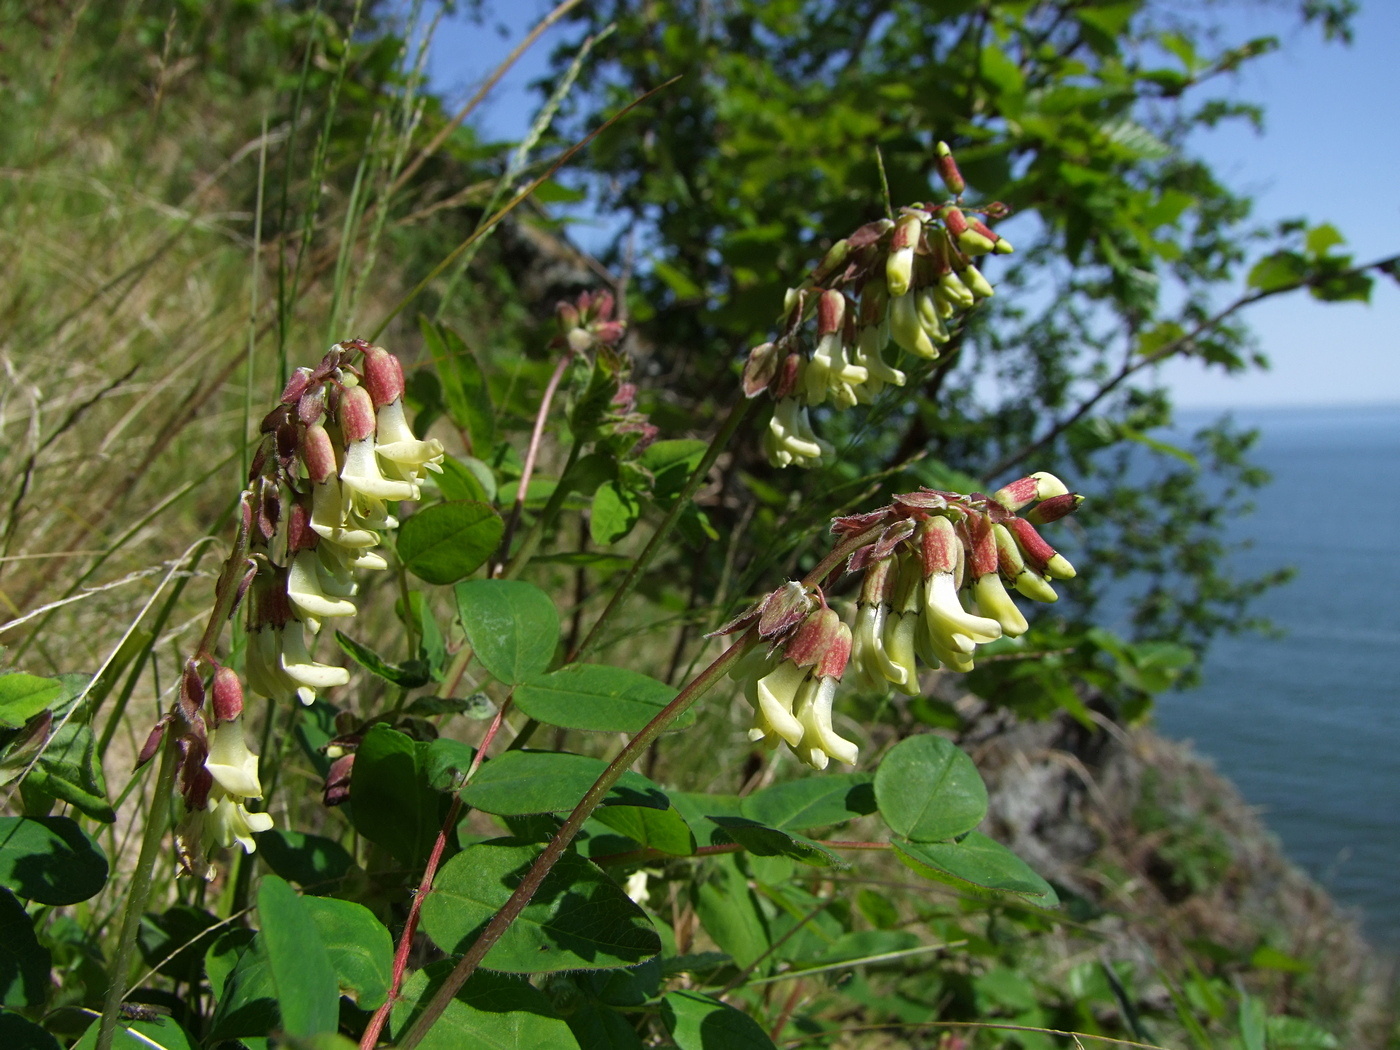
349, 726, 452, 870
422, 840, 660, 973
589, 805, 697, 857
708, 816, 842, 868
514, 663, 690, 733
398, 501, 503, 585
0, 888, 50, 1008
0, 816, 108, 905
875, 735, 988, 842
740, 774, 876, 831
454, 579, 560, 684
892, 832, 1058, 908
459, 750, 669, 815
662, 990, 777, 1050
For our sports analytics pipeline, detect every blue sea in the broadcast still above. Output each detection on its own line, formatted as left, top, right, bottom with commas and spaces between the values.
1144, 404, 1400, 946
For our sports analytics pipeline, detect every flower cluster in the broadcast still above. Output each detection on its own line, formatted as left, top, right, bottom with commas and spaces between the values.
155, 341, 442, 873
741, 142, 1013, 468
718, 472, 1081, 769
717, 584, 861, 770
247, 341, 444, 706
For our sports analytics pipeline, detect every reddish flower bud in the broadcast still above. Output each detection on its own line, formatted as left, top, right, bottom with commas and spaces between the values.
816, 289, 846, 337
1003, 516, 1056, 575
361, 345, 405, 407
300, 424, 338, 484
941, 206, 970, 238
211, 666, 244, 723
297, 385, 326, 427
742, 342, 779, 399
338, 385, 377, 444
965, 514, 999, 577
758, 581, 816, 640
593, 321, 626, 346
992, 476, 1040, 512
770, 352, 803, 400
784, 606, 844, 670
1025, 492, 1084, 525
935, 141, 966, 196
592, 290, 615, 322
811, 238, 850, 283
280, 368, 312, 406
180, 659, 205, 720
556, 301, 581, 333
917, 516, 961, 576
137, 715, 171, 768
323, 753, 356, 807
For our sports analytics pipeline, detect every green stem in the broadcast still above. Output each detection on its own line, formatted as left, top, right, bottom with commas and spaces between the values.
95, 733, 178, 1050
394, 632, 753, 1050
570, 397, 751, 661
501, 439, 582, 580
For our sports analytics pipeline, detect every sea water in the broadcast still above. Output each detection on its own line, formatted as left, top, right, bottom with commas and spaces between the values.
1148, 404, 1400, 945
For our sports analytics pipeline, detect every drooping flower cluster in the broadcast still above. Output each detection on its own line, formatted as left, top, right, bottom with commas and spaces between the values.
246, 340, 443, 706
152, 340, 443, 873
741, 142, 1013, 468
717, 583, 861, 771
718, 472, 1082, 769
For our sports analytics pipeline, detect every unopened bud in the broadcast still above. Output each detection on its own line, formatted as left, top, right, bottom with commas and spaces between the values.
917, 516, 961, 576
992, 476, 1040, 512
280, 368, 312, 406
323, 753, 355, 807
742, 342, 780, 398
301, 424, 339, 484
361, 345, 405, 407
1026, 492, 1084, 525
297, 385, 326, 426
935, 141, 966, 196
960, 264, 995, 299
770, 352, 803, 400
887, 214, 923, 297
593, 320, 626, 346
339, 385, 377, 444
591, 290, 616, 323
211, 666, 244, 723
180, 659, 205, 719
817, 289, 846, 337
556, 301, 581, 333
136, 715, 171, 768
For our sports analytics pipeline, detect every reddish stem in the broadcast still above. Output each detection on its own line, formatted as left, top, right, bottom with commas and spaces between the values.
492, 353, 572, 576
358, 702, 511, 1050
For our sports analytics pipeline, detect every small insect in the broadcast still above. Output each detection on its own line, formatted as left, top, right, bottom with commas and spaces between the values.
119, 1003, 164, 1022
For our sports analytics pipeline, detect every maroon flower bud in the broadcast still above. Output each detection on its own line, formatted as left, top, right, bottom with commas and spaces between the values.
757, 581, 816, 640
769, 352, 803, 400
285, 496, 317, 552
965, 513, 1000, 578
1003, 516, 1056, 575
323, 752, 356, 807
280, 368, 313, 406
300, 424, 338, 484
817, 289, 846, 337
338, 385, 377, 444
1025, 492, 1084, 525
556, 301, 581, 333
136, 715, 171, 768
917, 516, 961, 577
362, 345, 405, 407
297, 385, 326, 427
591, 290, 615, 323
992, 476, 1040, 512
593, 320, 626, 346
180, 659, 205, 720
935, 141, 966, 196
742, 342, 779, 399
941, 206, 970, 238
210, 667, 244, 724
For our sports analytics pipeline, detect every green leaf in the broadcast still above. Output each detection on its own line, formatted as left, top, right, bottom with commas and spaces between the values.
590, 480, 642, 545
255, 875, 340, 1038
0, 816, 107, 905
24, 721, 113, 823
436, 455, 492, 503
670, 792, 747, 847
425, 738, 477, 790
0, 675, 63, 729
875, 735, 987, 842
662, 990, 777, 1050
254, 830, 353, 895
692, 854, 769, 970
334, 632, 431, 688
209, 897, 392, 1039
590, 804, 697, 857
1247, 251, 1307, 292
567, 1002, 644, 1050
1305, 223, 1344, 257
398, 501, 503, 585
514, 664, 689, 734
708, 816, 842, 868
1240, 993, 1267, 1050
72, 1016, 196, 1050
0, 1011, 61, 1050
459, 750, 669, 815
0, 888, 49, 1008
419, 318, 495, 454
408, 694, 495, 719
392, 965, 580, 1050
422, 840, 660, 972
454, 579, 560, 684
892, 832, 1058, 908
740, 774, 876, 831
639, 439, 707, 502
350, 726, 451, 869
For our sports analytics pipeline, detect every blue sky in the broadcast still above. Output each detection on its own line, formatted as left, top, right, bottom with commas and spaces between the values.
426, 1, 1400, 410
